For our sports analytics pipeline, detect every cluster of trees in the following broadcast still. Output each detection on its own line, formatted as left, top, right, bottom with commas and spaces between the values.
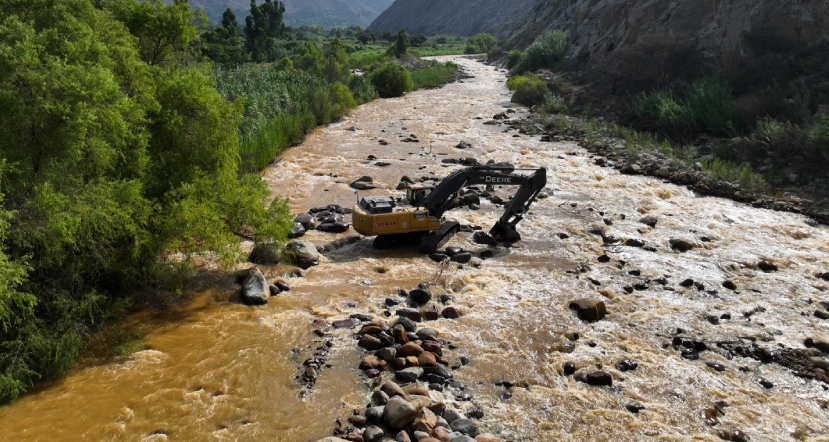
0, 0, 293, 403
0, 0, 463, 404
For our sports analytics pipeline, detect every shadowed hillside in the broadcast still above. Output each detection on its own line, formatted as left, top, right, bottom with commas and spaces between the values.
182, 0, 393, 27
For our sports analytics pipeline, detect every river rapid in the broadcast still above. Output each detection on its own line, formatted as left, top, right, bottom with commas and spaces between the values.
2, 56, 828, 442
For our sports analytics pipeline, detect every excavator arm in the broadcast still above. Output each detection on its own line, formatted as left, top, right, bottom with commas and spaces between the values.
353, 165, 547, 252
488, 167, 547, 241
420, 165, 547, 242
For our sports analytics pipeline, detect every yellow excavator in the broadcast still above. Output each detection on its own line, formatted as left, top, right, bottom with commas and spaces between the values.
352, 165, 547, 252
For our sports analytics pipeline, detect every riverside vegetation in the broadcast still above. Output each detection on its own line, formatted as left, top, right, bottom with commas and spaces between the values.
0, 0, 462, 403
495, 29, 829, 201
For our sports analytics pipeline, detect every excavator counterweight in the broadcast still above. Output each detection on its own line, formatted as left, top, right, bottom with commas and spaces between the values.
352, 165, 547, 252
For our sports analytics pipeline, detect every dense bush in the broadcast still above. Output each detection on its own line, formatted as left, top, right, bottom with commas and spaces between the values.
465, 33, 497, 54
631, 78, 738, 139
507, 74, 550, 106
542, 93, 568, 114
312, 82, 357, 124
631, 90, 689, 136
520, 30, 567, 71
348, 74, 379, 103
732, 116, 829, 168
505, 49, 525, 69
370, 63, 414, 98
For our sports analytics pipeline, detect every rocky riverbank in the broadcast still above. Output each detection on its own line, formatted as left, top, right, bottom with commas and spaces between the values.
503, 114, 829, 227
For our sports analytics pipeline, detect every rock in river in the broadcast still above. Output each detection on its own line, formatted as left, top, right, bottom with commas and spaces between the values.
568, 298, 606, 321
669, 239, 694, 252
241, 268, 269, 305
449, 418, 479, 437
576, 371, 613, 386
287, 240, 320, 269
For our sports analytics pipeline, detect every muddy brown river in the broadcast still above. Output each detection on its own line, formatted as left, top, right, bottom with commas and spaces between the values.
2, 56, 828, 442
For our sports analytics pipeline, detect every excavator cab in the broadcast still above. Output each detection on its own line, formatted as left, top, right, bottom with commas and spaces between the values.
406, 183, 434, 206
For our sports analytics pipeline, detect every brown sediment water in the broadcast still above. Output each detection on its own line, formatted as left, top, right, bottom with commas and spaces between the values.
1, 56, 828, 442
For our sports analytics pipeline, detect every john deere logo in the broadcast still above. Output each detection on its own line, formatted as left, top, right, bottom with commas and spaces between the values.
485, 176, 512, 184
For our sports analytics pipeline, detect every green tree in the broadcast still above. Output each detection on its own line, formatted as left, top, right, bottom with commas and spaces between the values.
410, 34, 427, 47
321, 38, 350, 83
202, 8, 244, 64
244, 0, 286, 62
107, 0, 202, 67
386, 29, 409, 58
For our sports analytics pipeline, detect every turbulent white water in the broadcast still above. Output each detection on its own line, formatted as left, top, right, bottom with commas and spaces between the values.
1, 56, 828, 442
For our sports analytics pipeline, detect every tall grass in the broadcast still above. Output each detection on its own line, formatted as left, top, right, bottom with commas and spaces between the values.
239, 112, 316, 172
702, 158, 768, 192
411, 46, 467, 56
411, 61, 459, 89
350, 50, 390, 70
215, 64, 354, 172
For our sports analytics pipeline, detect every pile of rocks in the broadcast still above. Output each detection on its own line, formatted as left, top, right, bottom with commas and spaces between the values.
325, 301, 499, 442
297, 321, 334, 388
292, 204, 353, 238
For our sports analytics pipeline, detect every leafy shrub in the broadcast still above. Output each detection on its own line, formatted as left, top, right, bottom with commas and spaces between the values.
684, 78, 738, 137
369, 63, 414, 98
631, 78, 738, 138
737, 116, 829, 167
507, 74, 550, 106
702, 158, 767, 192
348, 74, 378, 104
807, 116, 829, 165
465, 33, 497, 54
541, 93, 568, 114
505, 49, 525, 69
522, 30, 567, 71
631, 90, 690, 136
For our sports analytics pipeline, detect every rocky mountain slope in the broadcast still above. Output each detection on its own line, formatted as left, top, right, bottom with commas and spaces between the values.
368, 0, 536, 37
182, 0, 394, 28
371, 0, 829, 60
283, 0, 394, 27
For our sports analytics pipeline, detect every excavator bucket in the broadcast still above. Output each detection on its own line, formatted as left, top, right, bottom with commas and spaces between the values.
490, 222, 521, 243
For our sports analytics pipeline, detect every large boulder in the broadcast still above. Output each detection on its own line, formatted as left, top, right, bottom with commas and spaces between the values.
241, 268, 269, 305
286, 240, 320, 269
383, 396, 418, 429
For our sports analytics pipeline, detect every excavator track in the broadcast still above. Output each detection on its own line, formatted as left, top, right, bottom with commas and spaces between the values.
418, 221, 460, 253
373, 233, 420, 249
